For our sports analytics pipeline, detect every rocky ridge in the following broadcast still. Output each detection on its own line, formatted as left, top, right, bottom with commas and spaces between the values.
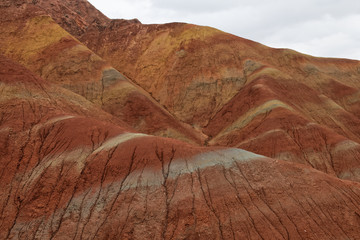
1, 1, 360, 239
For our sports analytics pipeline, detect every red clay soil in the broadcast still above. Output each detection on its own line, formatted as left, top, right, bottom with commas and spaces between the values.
202, 75, 360, 181
1, 1, 360, 239
1, 55, 360, 239
0, 1, 203, 144
0, 0, 110, 38
66, 11, 360, 182
76, 20, 360, 127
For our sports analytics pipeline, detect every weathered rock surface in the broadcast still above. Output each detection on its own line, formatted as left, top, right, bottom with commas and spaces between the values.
0, 1, 203, 144
39, 2, 360, 181
77, 22, 360, 128
1, 55, 360, 239
1, 1, 360, 239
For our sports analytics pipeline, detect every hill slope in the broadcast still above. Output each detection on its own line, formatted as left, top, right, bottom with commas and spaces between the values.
0, 1, 204, 144
1, 55, 360, 239
20, 0, 360, 181
1, 0, 360, 239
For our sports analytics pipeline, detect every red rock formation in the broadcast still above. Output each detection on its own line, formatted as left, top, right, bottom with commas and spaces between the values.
0, 1, 203, 144
1, 55, 360, 239
1, 1, 360, 239
203, 76, 360, 181
68, 6, 360, 181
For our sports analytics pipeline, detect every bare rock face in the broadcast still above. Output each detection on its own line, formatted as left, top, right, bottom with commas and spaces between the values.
12, 0, 110, 37
1, 1, 360, 239
1, 56, 360, 240
67, 7, 360, 182
61, 16, 360, 182
203, 76, 360, 181
0, 2, 203, 144
77, 22, 360, 128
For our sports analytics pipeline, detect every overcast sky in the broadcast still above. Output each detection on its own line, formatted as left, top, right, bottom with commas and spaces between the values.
88, 0, 360, 60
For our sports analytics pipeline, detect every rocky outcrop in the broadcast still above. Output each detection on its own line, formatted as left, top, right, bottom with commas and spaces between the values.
0, 0, 110, 37
1, 1, 360, 239
0, 3, 203, 144
64, 7, 360, 182
203, 76, 360, 181
76, 22, 360, 129
1, 56, 360, 239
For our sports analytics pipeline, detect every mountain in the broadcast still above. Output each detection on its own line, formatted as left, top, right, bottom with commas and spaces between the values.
1, 1, 360, 239
0, 0, 203, 144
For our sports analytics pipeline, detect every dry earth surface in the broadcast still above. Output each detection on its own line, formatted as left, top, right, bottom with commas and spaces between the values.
1, 0, 360, 239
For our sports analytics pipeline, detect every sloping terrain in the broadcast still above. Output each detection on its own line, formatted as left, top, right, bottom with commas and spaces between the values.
1, 55, 360, 239
0, 0, 203, 144
12, 0, 359, 182
78, 22, 360, 128
1, 0, 360, 239
29, 0, 360, 181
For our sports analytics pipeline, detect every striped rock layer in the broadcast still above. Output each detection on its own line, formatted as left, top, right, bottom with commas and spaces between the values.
0, 1, 360, 239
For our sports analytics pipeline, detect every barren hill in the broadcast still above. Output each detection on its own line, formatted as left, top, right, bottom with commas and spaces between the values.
1, 1, 360, 239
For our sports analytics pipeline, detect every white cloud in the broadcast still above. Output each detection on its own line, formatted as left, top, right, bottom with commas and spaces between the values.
88, 0, 360, 60
262, 13, 360, 59
151, 0, 240, 13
